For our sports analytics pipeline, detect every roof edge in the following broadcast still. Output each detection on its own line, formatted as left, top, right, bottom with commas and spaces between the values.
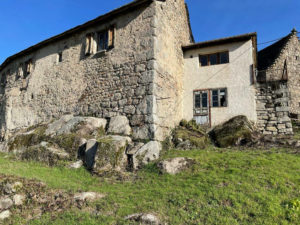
182, 32, 257, 51
0, 0, 154, 72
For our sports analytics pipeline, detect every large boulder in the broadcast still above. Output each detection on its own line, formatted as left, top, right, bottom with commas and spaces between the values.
46, 115, 107, 137
45, 115, 83, 136
107, 116, 131, 136
209, 115, 254, 148
157, 157, 195, 175
19, 142, 70, 166
173, 120, 211, 150
94, 135, 132, 172
129, 141, 162, 170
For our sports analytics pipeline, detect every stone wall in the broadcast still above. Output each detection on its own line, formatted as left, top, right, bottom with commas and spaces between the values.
152, 0, 193, 140
258, 30, 300, 115
0, 2, 157, 140
256, 81, 293, 135
287, 32, 300, 115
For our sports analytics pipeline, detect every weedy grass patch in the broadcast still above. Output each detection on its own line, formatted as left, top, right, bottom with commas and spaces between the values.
0, 148, 299, 225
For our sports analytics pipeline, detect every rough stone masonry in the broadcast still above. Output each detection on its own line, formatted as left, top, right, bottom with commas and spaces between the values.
0, 0, 193, 141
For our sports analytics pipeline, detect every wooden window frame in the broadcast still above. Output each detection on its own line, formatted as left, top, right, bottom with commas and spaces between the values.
97, 26, 115, 52
210, 88, 228, 108
199, 51, 229, 67
85, 33, 93, 56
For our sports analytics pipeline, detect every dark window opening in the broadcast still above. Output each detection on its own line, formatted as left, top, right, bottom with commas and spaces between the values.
220, 52, 229, 64
58, 52, 63, 62
200, 55, 208, 66
98, 31, 109, 51
24, 59, 32, 78
202, 92, 208, 108
209, 54, 218, 65
0, 73, 7, 86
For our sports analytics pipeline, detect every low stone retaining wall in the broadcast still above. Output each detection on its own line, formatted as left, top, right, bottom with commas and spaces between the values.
255, 81, 293, 135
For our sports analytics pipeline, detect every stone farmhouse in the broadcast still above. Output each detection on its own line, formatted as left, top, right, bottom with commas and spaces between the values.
0, 0, 299, 141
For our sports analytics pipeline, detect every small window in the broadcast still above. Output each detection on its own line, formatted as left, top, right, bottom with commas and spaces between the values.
211, 88, 227, 107
200, 55, 208, 66
1, 72, 7, 86
24, 59, 32, 78
97, 26, 115, 52
296, 56, 299, 60
58, 52, 63, 62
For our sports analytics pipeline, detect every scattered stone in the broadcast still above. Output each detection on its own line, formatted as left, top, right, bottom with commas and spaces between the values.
124, 213, 160, 225
68, 160, 83, 169
13, 194, 25, 206
0, 197, 13, 210
74, 192, 105, 202
157, 157, 195, 175
107, 116, 131, 136
132, 141, 161, 169
0, 210, 11, 220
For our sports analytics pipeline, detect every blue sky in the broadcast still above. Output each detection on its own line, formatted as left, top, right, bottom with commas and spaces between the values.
0, 0, 299, 64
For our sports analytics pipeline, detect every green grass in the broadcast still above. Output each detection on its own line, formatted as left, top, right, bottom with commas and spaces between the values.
0, 147, 299, 225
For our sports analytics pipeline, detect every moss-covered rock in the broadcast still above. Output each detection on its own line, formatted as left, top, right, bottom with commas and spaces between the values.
209, 115, 254, 148
173, 120, 211, 150
93, 136, 132, 173
19, 144, 69, 166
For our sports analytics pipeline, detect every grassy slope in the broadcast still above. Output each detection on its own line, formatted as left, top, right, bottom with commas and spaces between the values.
0, 147, 299, 225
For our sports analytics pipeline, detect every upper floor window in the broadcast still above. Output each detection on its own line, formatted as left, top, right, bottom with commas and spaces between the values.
1, 72, 7, 87
58, 52, 63, 63
97, 26, 115, 52
98, 31, 108, 51
199, 51, 229, 67
24, 59, 32, 78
